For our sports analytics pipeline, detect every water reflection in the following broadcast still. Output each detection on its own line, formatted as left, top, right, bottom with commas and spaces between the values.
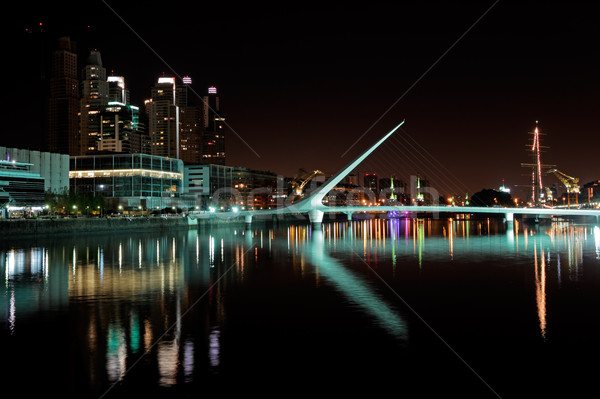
306, 228, 408, 341
533, 240, 547, 340
1, 218, 599, 395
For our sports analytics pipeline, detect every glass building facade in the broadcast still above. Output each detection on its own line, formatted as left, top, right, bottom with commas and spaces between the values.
70, 154, 184, 210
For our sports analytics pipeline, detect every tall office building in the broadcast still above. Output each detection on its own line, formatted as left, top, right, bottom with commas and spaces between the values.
107, 75, 130, 105
99, 73, 148, 154
201, 86, 226, 165
47, 37, 79, 155
79, 50, 109, 155
98, 102, 149, 154
147, 77, 180, 159
177, 75, 202, 163
179, 106, 202, 163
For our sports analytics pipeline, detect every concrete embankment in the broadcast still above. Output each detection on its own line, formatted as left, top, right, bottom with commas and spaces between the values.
0, 216, 240, 239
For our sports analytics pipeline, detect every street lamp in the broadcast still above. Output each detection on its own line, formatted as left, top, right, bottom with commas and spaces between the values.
73, 204, 78, 218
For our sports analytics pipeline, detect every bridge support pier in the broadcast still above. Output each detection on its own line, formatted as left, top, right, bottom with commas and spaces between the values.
245, 214, 253, 227
345, 212, 354, 221
505, 212, 514, 223
309, 209, 324, 226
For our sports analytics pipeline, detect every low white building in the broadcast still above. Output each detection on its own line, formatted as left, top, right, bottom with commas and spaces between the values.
0, 146, 70, 194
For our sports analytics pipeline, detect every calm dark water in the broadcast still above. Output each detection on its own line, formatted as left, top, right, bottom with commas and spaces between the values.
2, 217, 600, 398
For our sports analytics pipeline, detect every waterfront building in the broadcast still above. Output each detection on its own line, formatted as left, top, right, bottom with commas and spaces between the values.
47, 36, 79, 156
581, 180, 600, 206
0, 158, 46, 217
379, 176, 407, 202
232, 167, 280, 210
79, 50, 109, 155
342, 173, 358, 186
201, 86, 226, 165
184, 163, 233, 210
325, 184, 370, 207
183, 164, 282, 210
364, 172, 378, 195
70, 153, 190, 212
0, 146, 70, 194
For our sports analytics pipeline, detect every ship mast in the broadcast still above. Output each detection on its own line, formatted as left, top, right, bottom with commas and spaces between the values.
521, 121, 553, 206
532, 121, 543, 204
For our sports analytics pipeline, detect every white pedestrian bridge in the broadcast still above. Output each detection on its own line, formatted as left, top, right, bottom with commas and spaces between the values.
213, 120, 600, 225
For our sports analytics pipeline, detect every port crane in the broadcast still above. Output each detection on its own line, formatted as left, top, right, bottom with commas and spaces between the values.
291, 170, 324, 196
546, 169, 580, 207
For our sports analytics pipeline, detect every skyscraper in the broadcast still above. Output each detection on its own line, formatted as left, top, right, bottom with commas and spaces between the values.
47, 37, 79, 155
79, 50, 108, 155
201, 86, 226, 165
147, 77, 180, 159
179, 106, 202, 163
99, 73, 148, 154
98, 102, 149, 154
107, 75, 130, 105
178, 76, 202, 164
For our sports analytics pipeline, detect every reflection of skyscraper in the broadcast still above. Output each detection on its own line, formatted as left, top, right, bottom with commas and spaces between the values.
47, 37, 79, 155
201, 86, 225, 165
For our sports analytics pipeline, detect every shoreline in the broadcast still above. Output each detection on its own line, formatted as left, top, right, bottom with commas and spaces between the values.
2, 211, 588, 240
0, 213, 314, 240
0, 216, 240, 240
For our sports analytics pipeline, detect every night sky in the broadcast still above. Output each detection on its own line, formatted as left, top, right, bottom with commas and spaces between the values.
6, 1, 600, 200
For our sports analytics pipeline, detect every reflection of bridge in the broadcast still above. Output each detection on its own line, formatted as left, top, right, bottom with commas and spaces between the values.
219, 121, 600, 225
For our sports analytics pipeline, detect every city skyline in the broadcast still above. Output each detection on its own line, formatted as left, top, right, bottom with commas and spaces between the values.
6, 1, 600, 200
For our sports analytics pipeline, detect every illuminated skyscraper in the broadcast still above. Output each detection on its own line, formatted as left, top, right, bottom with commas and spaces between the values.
178, 76, 202, 163
79, 50, 109, 154
107, 75, 130, 105
147, 77, 180, 159
47, 37, 79, 155
98, 102, 149, 154
201, 86, 226, 165
179, 106, 202, 163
